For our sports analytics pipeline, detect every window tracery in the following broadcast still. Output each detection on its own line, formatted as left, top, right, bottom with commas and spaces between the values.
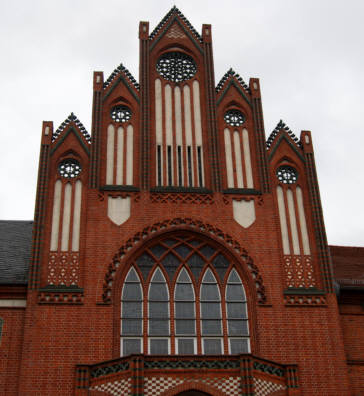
120, 233, 250, 356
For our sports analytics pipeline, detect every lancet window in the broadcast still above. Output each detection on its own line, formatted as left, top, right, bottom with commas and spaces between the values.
120, 233, 250, 356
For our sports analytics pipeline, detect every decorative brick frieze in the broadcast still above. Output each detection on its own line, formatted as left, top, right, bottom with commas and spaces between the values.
284, 292, 327, 307
283, 255, 316, 289
38, 287, 84, 304
150, 192, 214, 205
47, 252, 80, 286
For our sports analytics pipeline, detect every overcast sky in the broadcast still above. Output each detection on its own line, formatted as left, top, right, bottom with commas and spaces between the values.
0, 0, 363, 246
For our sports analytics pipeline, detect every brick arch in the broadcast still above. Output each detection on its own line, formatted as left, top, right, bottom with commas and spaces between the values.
160, 382, 220, 396
102, 217, 266, 304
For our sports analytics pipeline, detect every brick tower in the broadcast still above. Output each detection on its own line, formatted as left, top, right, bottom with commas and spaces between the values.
2, 6, 362, 396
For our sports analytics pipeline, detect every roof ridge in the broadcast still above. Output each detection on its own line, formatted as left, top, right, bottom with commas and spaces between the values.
266, 120, 302, 149
216, 68, 250, 94
103, 62, 140, 91
149, 6, 202, 42
52, 113, 91, 144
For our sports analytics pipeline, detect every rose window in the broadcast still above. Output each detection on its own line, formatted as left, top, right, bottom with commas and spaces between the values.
276, 166, 298, 184
111, 105, 132, 123
224, 109, 245, 127
156, 52, 197, 82
58, 159, 82, 178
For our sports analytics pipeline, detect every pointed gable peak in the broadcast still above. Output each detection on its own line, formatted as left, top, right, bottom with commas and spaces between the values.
52, 113, 91, 144
266, 120, 302, 150
149, 6, 202, 43
216, 68, 251, 94
103, 62, 139, 92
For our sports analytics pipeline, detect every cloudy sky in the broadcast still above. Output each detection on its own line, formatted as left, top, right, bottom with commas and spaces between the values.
0, 0, 363, 246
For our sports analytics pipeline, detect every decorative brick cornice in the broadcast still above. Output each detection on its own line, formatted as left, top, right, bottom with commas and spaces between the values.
103, 62, 140, 91
52, 113, 91, 144
102, 218, 267, 304
216, 68, 251, 94
149, 6, 202, 43
266, 120, 302, 149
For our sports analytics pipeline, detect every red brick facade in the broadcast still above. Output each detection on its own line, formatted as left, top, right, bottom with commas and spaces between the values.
0, 7, 363, 396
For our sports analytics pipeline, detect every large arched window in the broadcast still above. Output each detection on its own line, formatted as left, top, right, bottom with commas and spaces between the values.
120, 232, 250, 356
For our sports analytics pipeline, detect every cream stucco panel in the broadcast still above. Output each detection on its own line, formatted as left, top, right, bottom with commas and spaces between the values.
233, 199, 256, 228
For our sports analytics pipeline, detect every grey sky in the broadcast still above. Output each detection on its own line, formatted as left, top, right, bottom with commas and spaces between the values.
0, 0, 363, 246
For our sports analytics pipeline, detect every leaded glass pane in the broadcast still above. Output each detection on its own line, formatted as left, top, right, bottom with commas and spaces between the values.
178, 338, 195, 354
149, 244, 167, 258
212, 254, 229, 281
151, 268, 165, 282
227, 302, 247, 319
122, 302, 142, 318
201, 320, 222, 335
122, 283, 142, 300
230, 338, 249, 354
163, 239, 178, 247
122, 319, 142, 335
201, 302, 221, 319
150, 339, 169, 354
125, 268, 139, 282
177, 268, 190, 282
175, 244, 192, 258
175, 283, 194, 300
161, 252, 180, 279
123, 339, 141, 356
175, 302, 195, 318
187, 253, 204, 280
200, 244, 216, 258
149, 302, 169, 318
149, 283, 168, 301
226, 284, 246, 301
203, 339, 222, 354
149, 319, 169, 335
202, 269, 216, 283
201, 284, 220, 300
175, 319, 195, 335
228, 320, 249, 336
228, 269, 241, 283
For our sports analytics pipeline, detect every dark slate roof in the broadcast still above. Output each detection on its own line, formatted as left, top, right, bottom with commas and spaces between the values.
0, 220, 33, 285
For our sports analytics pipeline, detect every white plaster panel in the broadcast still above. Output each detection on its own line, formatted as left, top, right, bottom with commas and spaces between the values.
108, 196, 131, 226
296, 187, 311, 255
116, 127, 124, 185
71, 180, 82, 252
50, 180, 62, 251
193, 80, 202, 145
174, 86, 183, 145
242, 129, 253, 188
155, 79, 163, 144
106, 124, 115, 185
277, 186, 290, 254
126, 125, 133, 185
61, 183, 72, 251
233, 199, 256, 228
233, 131, 244, 188
0, 300, 26, 307
224, 129, 234, 188
287, 188, 300, 255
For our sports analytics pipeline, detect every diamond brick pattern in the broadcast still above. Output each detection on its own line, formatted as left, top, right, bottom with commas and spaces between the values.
145, 376, 240, 395
254, 377, 286, 396
90, 377, 131, 396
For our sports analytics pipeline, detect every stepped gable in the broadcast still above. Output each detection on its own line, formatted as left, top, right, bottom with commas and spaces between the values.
266, 120, 302, 149
149, 6, 202, 42
103, 62, 140, 91
52, 112, 91, 144
216, 68, 251, 94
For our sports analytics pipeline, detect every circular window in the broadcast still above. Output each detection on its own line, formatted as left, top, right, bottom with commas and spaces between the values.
276, 166, 298, 184
156, 52, 197, 82
111, 105, 132, 123
58, 159, 82, 178
224, 109, 245, 126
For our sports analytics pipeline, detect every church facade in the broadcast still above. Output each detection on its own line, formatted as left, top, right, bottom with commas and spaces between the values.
0, 7, 363, 396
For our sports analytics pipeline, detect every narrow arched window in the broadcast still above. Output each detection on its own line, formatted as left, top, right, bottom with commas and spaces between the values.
121, 268, 143, 356
175, 268, 196, 354
148, 268, 170, 354
200, 269, 222, 354
226, 269, 249, 353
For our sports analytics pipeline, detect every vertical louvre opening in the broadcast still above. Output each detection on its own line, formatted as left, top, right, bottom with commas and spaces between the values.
178, 146, 183, 187
157, 145, 162, 186
197, 146, 203, 188
187, 146, 193, 187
